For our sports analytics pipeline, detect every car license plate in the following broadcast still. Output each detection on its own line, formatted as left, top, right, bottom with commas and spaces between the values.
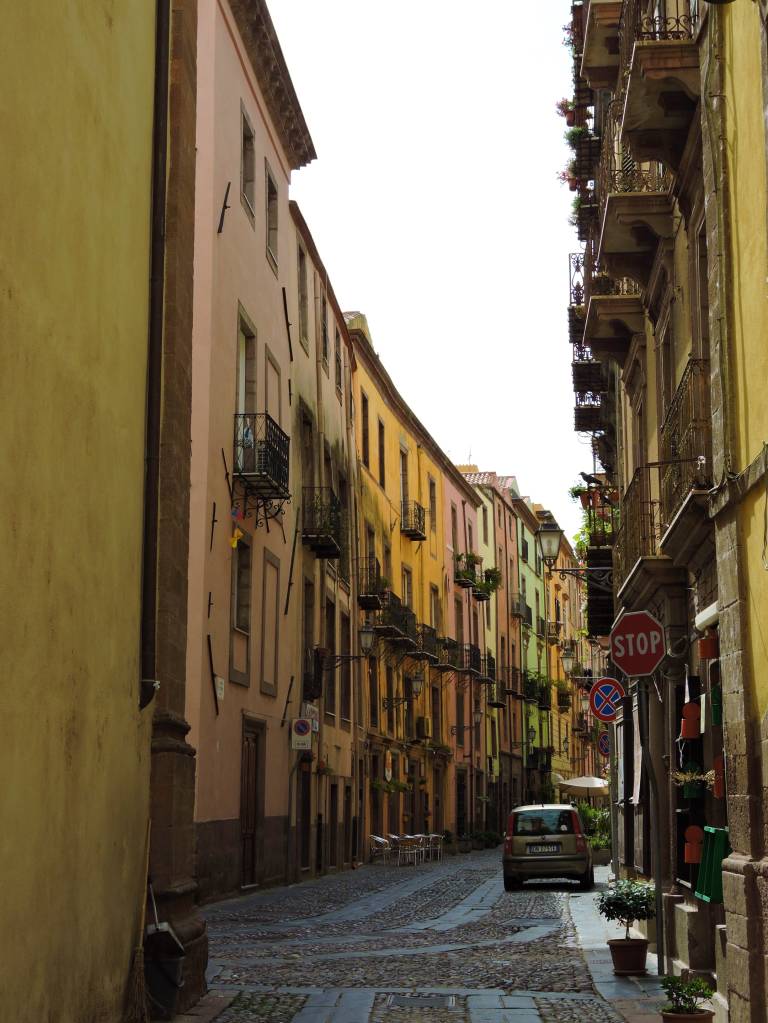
528, 844, 560, 854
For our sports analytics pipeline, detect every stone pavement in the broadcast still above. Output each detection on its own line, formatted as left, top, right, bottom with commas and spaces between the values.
187, 853, 666, 1023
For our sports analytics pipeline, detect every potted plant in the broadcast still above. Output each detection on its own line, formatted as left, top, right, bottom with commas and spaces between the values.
659, 976, 714, 1021
597, 879, 656, 975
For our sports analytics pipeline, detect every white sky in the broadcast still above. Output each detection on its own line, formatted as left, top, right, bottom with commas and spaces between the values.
269, 0, 590, 541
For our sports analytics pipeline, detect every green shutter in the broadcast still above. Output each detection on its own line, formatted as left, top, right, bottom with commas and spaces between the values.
695, 826, 730, 904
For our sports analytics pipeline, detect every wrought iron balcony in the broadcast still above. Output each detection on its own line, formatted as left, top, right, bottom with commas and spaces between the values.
574, 393, 603, 433
356, 555, 387, 611
557, 687, 572, 711
574, 712, 589, 735
537, 617, 546, 638
454, 554, 480, 589
502, 665, 522, 697
620, 0, 700, 168
538, 685, 552, 710
459, 643, 482, 676
659, 359, 712, 524
390, 606, 418, 648
523, 604, 533, 628
488, 681, 506, 709
547, 621, 561, 643
523, 673, 539, 703
233, 412, 290, 500
614, 462, 682, 593
415, 623, 439, 663
572, 356, 605, 395
302, 487, 343, 559
508, 594, 525, 619
372, 591, 405, 638
401, 501, 427, 540
435, 636, 461, 672
480, 653, 496, 683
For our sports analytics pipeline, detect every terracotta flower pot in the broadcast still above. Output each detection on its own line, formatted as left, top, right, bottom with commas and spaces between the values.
607, 937, 649, 975
566, 109, 575, 127
661, 1013, 714, 1022
569, 176, 578, 192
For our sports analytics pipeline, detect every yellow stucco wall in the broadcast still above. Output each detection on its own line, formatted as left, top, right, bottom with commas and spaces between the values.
723, 5, 768, 471
0, 4, 156, 1019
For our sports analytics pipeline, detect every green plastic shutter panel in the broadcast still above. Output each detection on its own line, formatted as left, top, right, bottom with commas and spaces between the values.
695, 826, 730, 904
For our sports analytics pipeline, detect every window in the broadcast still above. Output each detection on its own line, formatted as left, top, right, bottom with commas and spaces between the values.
334, 328, 342, 394
455, 598, 464, 646
482, 506, 488, 545
340, 613, 351, 722
378, 419, 385, 487
431, 685, 441, 742
297, 245, 309, 348
240, 107, 255, 219
456, 688, 465, 747
236, 313, 256, 415
234, 540, 252, 634
265, 163, 278, 268
260, 550, 280, 696
368, 657, 379, 728
401, 565, 413, 608
321, 292, 329, 368
386, 666, 395, 733
325, 597, 336, 717
399, 450, 409, 505
429, 478, 437, 532
468, 522, 474, 553
451, 505, 458, 551
383, 542, 392, 585
338, 475, 349, 581
361, 391, 370, 467
498, 506, 502, 527
430, 585, 441, 632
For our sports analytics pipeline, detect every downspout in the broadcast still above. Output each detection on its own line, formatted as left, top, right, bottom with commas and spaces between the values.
140, 0, 171, 710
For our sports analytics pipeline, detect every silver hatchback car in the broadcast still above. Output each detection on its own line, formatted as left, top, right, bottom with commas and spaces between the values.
502, 803, 594, 890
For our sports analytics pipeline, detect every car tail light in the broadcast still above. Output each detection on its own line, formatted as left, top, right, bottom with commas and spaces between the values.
572, 811, 587, 853
575, 834, 587, 854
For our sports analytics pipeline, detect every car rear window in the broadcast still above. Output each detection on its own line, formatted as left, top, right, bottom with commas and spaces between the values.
512, 810, 576, 836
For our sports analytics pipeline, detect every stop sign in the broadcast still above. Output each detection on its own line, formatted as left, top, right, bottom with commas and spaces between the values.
610, 610, 665, 677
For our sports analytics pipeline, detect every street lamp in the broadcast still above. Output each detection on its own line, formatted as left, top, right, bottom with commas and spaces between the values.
450, 709, 482, 735
536, 514, 614, 594
383, 672, 424, 710
538, 517, 564, 569
318, 624, 377, 670
560, 645, 576, 676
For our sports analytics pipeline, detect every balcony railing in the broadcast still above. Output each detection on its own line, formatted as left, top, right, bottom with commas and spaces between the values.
523, 673, 539, 703
537, 616, 546, 638
574, 712, 589, 735
401, 501, 427, 540
523, 604, 533, 628
460, 644, 482, 676
415, 623, 439, 662
547, 622, 561, 643
614, 463, 665, 589
481, 653, 496, 682
454, 554, 480, 589
436, 636, 461, 672
596, 99, 670, 217
302, 487, 343, 559
233, 412, 290, 500
659, 359, 712, 523
390, 606, 418, 647
509, 594, 525, 618
488, 681, 506, 709
538, 685, 552, 710
619, 0, 698, 93
574, 393, 603, 433
557, 687, 572, 711
356, 555, 387, 610
501, 665, 522, 696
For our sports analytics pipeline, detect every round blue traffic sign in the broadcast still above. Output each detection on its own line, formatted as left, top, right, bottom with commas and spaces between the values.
293, 719, 311, 736
598, 731, 610, 757
589, 677, 626, 722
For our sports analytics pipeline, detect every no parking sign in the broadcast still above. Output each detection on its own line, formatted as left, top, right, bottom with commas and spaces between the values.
598, 731, 611, 757
589, 677, 626, 723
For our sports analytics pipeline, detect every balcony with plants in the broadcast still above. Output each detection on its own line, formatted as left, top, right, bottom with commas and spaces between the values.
435, 636, 461, 673
619, 0, 700, 171
472, 566, 502, 603
538, 683, 552, 711
301, 487, 344, 559
523, 672, 539, 703
414, 623, 439, 664
454, 552, 481, 589
557, 682, 572, 711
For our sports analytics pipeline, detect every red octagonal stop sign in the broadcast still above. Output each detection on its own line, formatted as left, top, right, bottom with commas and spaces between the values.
610, 610, 665, 677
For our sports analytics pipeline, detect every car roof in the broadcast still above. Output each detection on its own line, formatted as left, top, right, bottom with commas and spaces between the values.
510, 804, 576, 813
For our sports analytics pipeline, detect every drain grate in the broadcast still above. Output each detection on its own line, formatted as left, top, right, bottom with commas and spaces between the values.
387, 994, 456, 1009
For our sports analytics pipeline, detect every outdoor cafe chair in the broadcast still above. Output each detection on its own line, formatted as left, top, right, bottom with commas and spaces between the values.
369, 834, 391, 864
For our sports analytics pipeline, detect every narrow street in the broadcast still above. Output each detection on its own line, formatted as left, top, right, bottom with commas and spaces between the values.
196, 852, 663, 1023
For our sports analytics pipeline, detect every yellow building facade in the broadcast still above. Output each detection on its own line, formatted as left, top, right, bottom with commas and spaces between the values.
0, 4, 161, 1020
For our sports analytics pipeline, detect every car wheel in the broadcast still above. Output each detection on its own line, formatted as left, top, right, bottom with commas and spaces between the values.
504, 875, 522, 891
578, 867, 594, 891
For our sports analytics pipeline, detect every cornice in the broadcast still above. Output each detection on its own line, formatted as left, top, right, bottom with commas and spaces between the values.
228, 0, 316, 170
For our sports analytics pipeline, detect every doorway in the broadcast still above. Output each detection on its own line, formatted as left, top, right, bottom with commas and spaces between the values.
240, 719, 265, 887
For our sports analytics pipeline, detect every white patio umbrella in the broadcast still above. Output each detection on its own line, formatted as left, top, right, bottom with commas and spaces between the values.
559, 775, 609, 794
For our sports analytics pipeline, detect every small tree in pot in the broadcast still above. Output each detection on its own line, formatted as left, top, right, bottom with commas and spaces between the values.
660, 976, 714, 1021
597, 879, 656, 975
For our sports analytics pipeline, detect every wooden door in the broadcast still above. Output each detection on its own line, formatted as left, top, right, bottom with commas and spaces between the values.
329, 783, 339, 867
240, 722, 263, 886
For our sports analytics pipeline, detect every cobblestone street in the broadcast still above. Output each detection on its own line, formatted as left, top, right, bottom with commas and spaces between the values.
196, 852, 665, 1023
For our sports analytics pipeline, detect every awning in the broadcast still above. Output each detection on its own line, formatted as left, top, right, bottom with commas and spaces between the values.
558, 775, 609, 794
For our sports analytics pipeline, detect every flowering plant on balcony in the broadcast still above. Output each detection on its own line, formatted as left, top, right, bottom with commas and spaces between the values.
564, 125, 589, 150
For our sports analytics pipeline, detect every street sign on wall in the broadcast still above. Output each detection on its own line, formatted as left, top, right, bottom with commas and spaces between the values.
291, 718, 312, 750
610, 610, 665, 677
590, 677, 626, 722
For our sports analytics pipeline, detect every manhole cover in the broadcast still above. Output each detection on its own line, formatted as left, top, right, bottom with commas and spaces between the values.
387, 995, 456, 1009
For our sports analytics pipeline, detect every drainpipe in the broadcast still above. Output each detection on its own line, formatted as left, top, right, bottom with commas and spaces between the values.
140, 0, 171, 710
